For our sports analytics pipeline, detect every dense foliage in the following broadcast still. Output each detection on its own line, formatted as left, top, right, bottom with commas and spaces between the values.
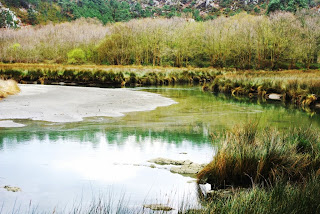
0, 12, 319, 69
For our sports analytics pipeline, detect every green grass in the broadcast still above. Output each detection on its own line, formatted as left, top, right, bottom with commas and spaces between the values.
184, 175, 320, 214
198, 123, 320, 188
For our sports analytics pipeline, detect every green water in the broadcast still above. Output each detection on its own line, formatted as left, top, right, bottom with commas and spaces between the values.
0, 86, 319, 213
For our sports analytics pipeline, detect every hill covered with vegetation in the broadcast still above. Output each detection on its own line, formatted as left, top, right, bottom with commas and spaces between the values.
0, 0, 319, 27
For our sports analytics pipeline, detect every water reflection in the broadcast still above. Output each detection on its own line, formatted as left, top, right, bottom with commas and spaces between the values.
0, 128, 212, 213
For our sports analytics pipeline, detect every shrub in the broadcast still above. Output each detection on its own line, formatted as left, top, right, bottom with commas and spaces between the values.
67, 48, 86, 64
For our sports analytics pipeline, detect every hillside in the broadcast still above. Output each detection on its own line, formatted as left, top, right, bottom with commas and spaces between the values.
0, 0, 319, 27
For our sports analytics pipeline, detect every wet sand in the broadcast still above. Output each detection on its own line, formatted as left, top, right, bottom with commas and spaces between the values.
0, 84, 176, 127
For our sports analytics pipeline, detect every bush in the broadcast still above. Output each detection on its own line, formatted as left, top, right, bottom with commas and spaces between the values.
67, 48, 86, 64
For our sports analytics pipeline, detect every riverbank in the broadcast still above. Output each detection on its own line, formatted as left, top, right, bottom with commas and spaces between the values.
0, 63, 217, 87
203, 69, 320, 108
1, 64, 319, 109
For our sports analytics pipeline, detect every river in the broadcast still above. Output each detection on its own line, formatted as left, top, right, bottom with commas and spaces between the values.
0, 86, 319, 213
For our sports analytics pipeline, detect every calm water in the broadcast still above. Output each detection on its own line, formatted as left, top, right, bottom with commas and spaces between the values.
0, 87, 319, 213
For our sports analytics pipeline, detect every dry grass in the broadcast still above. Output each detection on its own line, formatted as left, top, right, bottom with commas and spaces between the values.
0, 79, 20, 99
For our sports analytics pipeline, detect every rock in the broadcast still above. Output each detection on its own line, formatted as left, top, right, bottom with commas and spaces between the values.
148, 157, 192, 165
170, 163, 204, 174
197, 177, 208, 184
3, 185, 21, 192
181, 208, 203, 214
206, 189, 233, 199
143, 204, 173, 211
0, 5, 21, 28
148, 157, 206, 175
187, 179, 197, 183
267, 93, 282, 100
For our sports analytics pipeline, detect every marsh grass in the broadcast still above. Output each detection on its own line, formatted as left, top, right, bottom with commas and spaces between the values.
0, 13, 319, 69
198, 123, 320, 189
0, 64, 218, 87
205, 70, 320, 107
180, 124, 320, 214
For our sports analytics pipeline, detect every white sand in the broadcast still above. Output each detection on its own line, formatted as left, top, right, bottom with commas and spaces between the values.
0, 84, 176, 126
0, 120, 25, 128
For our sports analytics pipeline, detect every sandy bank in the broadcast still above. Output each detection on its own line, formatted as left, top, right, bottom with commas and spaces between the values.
0, 85, 176, 126
0, 120, 25, 128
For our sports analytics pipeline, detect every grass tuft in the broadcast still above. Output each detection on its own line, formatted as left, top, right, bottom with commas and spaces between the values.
198, 124, 320, 189
0, 79, 20, 99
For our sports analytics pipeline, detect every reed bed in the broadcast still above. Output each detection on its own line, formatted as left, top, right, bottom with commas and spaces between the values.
182, 124, 320, 214
204, 69, 320, 107
0, 65, 218, 87
198, 123, 320, 188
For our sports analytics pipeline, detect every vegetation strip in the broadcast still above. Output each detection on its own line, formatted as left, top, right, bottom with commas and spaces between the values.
203, 69, 320, 108
1, 65, 319, 108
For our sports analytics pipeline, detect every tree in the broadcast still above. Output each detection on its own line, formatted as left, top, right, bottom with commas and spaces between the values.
0, 11, 7, 28
267, 0, 308, 13
27, 8, 39, 25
